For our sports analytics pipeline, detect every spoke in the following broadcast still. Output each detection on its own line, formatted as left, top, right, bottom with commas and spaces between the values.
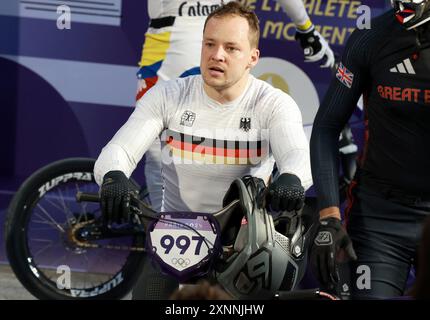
87, 248, 110, 279
30, 239, 57, 257
56, 187, 76, 226
32, 216, 60, 228
29, 225, 62, 231
83, 265, 89, 289
34, 205, 66, 233
83, 253, 91, 266
104, 238, 129, 273
42, 197, 73, 225
87, 280, 96, 290
30, 238, 54, 242
84, 264, 93, 288
75, 182, 90, 223
48, 251, 72, 271
75, 182, 88, 220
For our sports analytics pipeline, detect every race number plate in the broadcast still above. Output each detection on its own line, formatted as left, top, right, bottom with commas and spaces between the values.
147, 212, 220, 281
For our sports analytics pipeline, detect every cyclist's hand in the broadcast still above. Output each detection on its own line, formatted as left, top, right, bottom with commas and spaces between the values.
266, 173, 305, 212
295, 26, 335, 69
310, 217, 357, 290
100, 171, 139, 225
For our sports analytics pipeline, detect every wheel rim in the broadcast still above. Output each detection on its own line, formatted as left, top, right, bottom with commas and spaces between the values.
23, 176, 137, 298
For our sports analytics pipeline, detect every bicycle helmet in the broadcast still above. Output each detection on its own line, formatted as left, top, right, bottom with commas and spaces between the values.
391, 0, 430, 29
213, 176, 317, 300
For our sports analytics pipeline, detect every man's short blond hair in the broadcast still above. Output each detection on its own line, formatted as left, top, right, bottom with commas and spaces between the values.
203, 2, 260, 49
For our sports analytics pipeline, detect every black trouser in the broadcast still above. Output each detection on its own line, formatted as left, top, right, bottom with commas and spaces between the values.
345, 183, 430, 299
132, 255, 179, 300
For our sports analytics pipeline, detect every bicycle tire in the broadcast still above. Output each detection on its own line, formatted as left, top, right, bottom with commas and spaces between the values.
4, 158, 146, 300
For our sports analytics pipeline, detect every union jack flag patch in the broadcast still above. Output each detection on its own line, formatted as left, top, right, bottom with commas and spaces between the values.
336, 62, 354, 88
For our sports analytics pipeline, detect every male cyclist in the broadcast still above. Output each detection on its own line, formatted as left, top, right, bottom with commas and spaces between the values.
138, 0, 335, 213
95, 2, 312, 299
310, 0, 430, 299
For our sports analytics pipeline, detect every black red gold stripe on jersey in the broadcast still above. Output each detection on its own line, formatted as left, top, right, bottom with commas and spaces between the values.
164, 129, 269, 165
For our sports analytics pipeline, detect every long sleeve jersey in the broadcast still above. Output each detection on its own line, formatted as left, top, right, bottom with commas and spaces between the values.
140, 0, 312, 80
95, 75, 312, 213
311, 10, 430, 210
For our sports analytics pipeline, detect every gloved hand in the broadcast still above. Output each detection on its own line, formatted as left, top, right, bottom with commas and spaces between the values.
310, 217, 357, 290
266, 173, 305, 212
100, 171, 139, 225
295, 26, 335, 68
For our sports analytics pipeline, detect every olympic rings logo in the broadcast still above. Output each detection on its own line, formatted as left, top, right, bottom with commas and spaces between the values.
171, 258, 191, 267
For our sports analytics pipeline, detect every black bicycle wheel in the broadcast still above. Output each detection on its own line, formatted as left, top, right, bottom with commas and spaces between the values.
4, 158, 146, 299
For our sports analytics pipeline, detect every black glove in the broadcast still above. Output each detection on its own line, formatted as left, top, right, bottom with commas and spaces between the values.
266, 173, 305, 212
310, 218, 357, 290
100, 171, 139, 225
295, 26, 335, 68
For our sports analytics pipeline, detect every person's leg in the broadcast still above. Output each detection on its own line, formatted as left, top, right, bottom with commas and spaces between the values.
412, 216, 430, 299
132, 255, 179, 300
346, 186, 417, 299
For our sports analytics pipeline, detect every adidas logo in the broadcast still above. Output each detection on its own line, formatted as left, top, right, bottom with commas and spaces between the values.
390, 58, 416, 74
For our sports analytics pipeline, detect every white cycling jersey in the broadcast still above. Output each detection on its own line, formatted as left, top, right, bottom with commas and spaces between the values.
139, 0, 311, 81
137, 1, 313, 211
147, 0, 310, 23
148, 0, 226, 19
95, 75, 312, 213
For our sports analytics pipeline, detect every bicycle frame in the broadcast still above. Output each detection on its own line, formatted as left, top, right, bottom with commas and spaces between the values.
74, 189, 324, 300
